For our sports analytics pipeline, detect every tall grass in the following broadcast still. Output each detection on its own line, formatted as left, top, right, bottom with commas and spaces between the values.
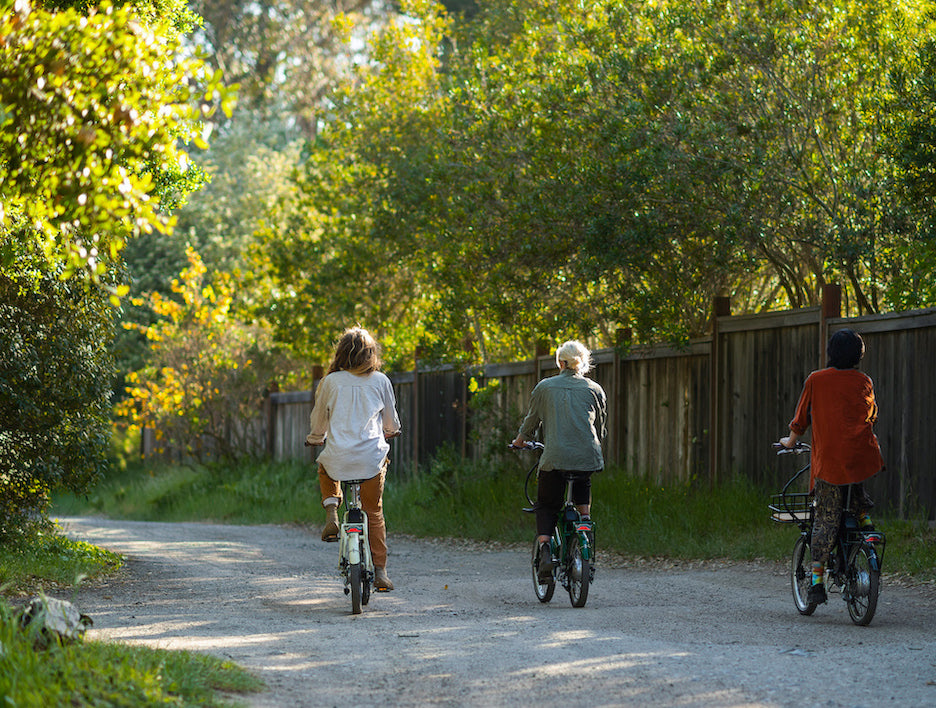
52, 453, 936, 580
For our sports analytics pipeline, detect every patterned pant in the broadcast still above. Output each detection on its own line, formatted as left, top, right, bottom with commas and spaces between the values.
811, 479, 874, 565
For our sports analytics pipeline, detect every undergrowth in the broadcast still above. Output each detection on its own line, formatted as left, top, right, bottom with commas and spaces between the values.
52, 452, 936, 580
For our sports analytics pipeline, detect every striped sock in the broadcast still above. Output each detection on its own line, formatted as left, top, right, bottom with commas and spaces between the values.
811, 562, 825, 586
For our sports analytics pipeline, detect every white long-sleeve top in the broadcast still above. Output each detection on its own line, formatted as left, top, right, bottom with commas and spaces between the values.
306, 370, 402, 481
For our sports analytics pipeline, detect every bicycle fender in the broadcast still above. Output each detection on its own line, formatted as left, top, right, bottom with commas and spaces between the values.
347, 532, 361, 565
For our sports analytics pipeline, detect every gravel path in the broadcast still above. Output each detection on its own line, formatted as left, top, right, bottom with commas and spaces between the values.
59, 516, 936, 707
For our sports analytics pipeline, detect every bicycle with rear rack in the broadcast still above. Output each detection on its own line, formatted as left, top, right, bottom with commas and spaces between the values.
338, 478, 372, 615
510, 441, 595, 608
307, 435, 399, 615
769, 441, 886, 626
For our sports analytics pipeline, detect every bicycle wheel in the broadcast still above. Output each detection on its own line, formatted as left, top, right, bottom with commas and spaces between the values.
791, 535, 817, 615
845, 544, 880, 626
531, 539, 555, 603
567, 535, 590, 608
349, 562, 363, 614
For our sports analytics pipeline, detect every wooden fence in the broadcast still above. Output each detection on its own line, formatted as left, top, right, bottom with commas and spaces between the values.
257, 290, 936, 520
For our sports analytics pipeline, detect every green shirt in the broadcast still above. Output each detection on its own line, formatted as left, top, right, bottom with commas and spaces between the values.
517, 369, 607, 472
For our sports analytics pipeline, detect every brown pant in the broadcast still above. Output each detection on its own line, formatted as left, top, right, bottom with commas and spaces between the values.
811, 479, 874, 566
318, 465, 388, 568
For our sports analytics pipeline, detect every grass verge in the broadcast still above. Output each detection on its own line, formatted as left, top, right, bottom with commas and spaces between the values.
53, 452, 936, 581
1, 517, 264, 706
0, 599, 263, 707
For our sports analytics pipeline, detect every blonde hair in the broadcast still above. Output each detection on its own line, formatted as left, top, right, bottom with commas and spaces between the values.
555, 340, 591, 374
327, 327, 382, 375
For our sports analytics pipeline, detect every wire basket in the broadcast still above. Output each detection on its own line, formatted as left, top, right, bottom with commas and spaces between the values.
769, 492, 813, 524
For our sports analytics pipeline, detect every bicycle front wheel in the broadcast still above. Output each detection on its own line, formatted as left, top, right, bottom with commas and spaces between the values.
349, 562, 363, 614
567, 537, 590, 608
845, 544, 880, 626
791, 535, 817, 615
531, 539, 555, 603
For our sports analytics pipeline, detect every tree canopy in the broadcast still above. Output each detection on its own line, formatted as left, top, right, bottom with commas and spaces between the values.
248, 0, 936, 365
0, 0, 230, 533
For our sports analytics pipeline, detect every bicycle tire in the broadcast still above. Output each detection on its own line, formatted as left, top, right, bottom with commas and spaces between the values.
567, 535, 590, 608
531, 539, 555, 603
845, 543, 880, 626
791, 535, 817, 615
350, 562, 363, 614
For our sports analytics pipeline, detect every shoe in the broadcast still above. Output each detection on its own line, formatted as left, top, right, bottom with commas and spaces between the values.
807, 583, 827, 605
374, 566, 394, 592
536, 541, 553, 584
321, 504, 339, 542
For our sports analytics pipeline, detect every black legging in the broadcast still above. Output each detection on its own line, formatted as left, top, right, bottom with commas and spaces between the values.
535, 468, 596, 537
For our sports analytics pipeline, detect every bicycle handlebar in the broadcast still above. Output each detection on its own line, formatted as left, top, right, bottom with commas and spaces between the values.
774, 441, 810, 455
305, 432, 400, 448
509, 441, 544, 451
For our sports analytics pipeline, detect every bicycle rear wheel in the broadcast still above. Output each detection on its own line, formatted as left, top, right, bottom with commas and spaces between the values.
567, 536, 590, 608
791, 535, 817, 615
349, 562, 363, 614
531, 539, 555, 603
845, 544, 880, 626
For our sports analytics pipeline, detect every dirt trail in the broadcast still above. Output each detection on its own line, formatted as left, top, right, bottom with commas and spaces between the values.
59, 516, 936, 707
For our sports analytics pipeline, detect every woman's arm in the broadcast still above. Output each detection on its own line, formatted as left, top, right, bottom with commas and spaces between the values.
306, 376, 332, 445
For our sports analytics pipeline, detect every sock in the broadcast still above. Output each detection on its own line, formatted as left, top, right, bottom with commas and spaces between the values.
811, 562, 825, 586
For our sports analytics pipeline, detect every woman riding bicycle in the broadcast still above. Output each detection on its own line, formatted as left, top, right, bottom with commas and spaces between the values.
511, 340, 607, 583
307, 327, 402, 592
779, 329, 884, 606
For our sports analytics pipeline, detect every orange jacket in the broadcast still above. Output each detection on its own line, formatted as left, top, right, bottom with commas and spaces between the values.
789, 367, 884, 487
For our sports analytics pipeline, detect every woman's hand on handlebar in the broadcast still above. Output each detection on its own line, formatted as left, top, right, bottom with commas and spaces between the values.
509, 438, 544, 451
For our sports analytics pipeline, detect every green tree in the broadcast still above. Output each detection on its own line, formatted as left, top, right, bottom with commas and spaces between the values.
256, 0, 936, 365
0, 0, 230, 532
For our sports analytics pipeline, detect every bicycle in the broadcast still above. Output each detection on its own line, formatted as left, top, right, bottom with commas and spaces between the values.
511, 441, 595, 608
306, 436, 398, 615
769, 441, 886, 626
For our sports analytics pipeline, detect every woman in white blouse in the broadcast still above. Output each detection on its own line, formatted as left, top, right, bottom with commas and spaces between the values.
307, 327, 401, 591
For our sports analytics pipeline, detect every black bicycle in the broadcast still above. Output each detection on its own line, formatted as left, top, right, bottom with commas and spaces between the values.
511, 442, 594, 608
769, 442, 886, 626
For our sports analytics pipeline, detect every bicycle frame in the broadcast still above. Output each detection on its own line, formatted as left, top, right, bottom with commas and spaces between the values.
551, 481, 594, 574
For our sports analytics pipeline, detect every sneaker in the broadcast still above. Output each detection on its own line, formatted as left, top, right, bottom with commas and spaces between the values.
536, 541, 553, 584
807, 583, 827, 605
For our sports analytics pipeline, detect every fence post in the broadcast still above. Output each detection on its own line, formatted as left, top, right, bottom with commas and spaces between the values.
612, 328, 631, 467
413, 347, 421, 476
264, 381, 279, 458
535, 340, 549, 381
709, 296, 731, 487
820, 283, 842, 367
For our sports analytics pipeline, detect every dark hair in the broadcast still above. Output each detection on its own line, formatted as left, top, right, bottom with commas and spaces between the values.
827, 329, 865, 369
327, 327, 382, 375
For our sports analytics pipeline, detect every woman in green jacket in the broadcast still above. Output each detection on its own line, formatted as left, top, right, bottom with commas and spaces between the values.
511, 340, 607, 581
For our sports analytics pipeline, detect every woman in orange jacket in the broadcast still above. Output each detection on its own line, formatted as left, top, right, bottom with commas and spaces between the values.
779, 329, 884, 606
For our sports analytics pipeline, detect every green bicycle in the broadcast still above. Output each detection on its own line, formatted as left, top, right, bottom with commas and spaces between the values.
512, 441, 595, 608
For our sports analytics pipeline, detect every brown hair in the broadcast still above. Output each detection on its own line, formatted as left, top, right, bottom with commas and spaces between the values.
327, 327, 382, 375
